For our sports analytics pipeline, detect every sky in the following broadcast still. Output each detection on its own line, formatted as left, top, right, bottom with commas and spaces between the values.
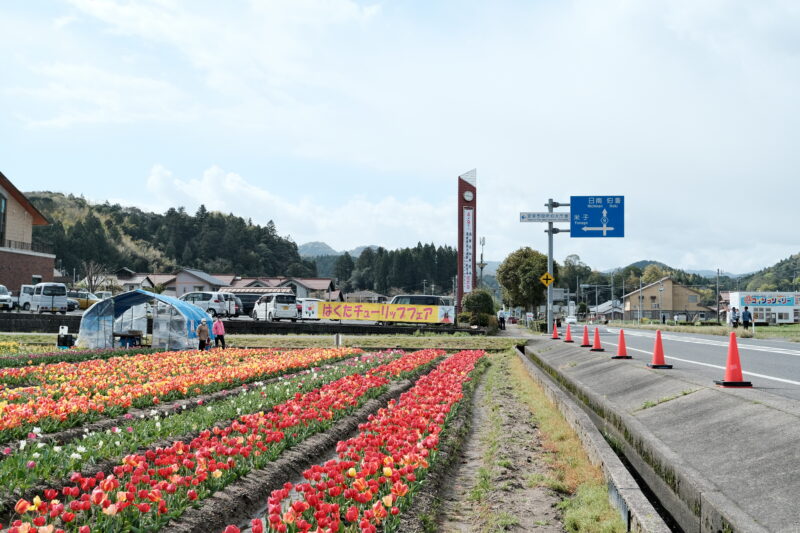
1, 0, 799, 274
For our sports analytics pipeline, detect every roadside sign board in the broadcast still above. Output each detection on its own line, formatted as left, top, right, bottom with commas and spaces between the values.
570, 196, 624, 237
540, 272, 554, 287
520, 212, 570, 223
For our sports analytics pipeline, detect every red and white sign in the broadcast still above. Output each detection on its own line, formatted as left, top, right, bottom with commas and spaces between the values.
462, 207, 474, 294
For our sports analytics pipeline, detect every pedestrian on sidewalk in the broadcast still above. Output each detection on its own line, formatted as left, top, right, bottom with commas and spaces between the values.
498, 311, 506, 330
212, 316, 226, 349
196, 318, 210, 350
741, 306, 753, 330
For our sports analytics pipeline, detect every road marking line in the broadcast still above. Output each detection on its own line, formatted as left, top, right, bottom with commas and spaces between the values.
603, 341, 800, 386
605, 328, 800, 358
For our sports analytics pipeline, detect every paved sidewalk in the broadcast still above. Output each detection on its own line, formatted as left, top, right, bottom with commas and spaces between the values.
524, 335, 800, 532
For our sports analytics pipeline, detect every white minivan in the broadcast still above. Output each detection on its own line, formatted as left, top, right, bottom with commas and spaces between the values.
252, 293, 297, 322
32, 282, 68, 314
179, 291, 233, 317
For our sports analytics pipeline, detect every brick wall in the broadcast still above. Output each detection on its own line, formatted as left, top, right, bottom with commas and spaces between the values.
0, 249, 55, 291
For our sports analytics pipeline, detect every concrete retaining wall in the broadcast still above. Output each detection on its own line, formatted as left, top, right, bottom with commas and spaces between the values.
523, 340, 774, 533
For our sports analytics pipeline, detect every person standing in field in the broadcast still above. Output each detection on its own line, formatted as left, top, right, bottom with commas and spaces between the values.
212, 315, 226, 349
196, 318, 210, 350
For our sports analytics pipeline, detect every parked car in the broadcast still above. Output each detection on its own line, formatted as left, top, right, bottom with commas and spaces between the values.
565, 315, 578, 324
67, 298, 79, 312
297, 298, 323, 320
10, 284, 35, 310
32, 282, 68, 314
179, 291, 233, 317
388, 294, 450, 306
232, 293, 261, 316
67, 290, 101, 310
0, 285, 12, 311
95, 291, 113, 300
252, 293, 297, 322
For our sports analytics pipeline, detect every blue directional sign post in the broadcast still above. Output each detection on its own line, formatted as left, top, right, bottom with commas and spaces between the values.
570, 196, 625, 237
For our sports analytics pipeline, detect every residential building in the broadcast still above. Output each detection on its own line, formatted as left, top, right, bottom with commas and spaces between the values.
622, 277, 715, 321
0, 171, 55, 290
346, 290, 389, 304
589, 300, 624, 321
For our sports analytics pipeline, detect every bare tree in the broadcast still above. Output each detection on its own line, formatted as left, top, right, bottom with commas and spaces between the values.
81, 260, 108, 293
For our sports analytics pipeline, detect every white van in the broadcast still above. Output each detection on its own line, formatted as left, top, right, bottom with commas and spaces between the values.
32, 282, 68, 314
252, 293, 297, 322
179, 291, 233, 317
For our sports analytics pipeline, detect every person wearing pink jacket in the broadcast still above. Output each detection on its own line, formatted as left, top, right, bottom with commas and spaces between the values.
212, 316, 226, 349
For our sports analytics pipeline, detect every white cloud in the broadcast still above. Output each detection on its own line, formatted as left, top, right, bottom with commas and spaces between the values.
2, 1, 800, 274
142, 164, 452, 249
9, 63, 195, 128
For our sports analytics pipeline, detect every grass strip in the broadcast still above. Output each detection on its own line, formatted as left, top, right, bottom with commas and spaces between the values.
506, 350, 626, 533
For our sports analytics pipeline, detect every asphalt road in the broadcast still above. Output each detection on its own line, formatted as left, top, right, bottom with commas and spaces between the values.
581, 325, 800, 401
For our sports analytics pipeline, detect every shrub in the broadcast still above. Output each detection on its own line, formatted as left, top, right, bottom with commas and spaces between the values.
462, 289, 495, 316
457, 313, 472, 326
486, 315, 499, 335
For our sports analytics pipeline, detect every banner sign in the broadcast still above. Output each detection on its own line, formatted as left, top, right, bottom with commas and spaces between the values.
463, 207, 474, 293
741, 294, 796, 306
306, 301, 455, 324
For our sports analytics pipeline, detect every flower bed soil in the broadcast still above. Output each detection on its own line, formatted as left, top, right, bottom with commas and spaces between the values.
163, 378, 419, 533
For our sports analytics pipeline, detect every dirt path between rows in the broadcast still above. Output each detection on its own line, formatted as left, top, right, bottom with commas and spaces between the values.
437, 351, 565, 532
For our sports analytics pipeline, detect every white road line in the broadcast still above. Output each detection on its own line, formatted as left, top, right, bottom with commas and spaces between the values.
603, 341, 800, 386
605, 328, 800, 358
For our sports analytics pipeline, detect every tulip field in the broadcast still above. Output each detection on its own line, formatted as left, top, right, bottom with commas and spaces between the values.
0, 343, 493, 533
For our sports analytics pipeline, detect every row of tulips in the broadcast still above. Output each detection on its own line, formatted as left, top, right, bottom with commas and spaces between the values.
0, 346, 158, 370
0, 351, 405, 505
5, 349, 445, 533
253, 349, 487, 533
0, 348, 362, 442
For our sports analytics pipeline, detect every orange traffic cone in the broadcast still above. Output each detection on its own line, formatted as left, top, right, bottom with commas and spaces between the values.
714, 332, 752, 387
589, 327, 604, 352
647, 330, 672, 369
611, 329, 631, 359
551, 321, 559, 340
563, 324, 574, 343
580, 325, 591, 347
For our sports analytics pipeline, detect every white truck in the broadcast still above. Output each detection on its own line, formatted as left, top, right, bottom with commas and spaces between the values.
8, 284, 35, 311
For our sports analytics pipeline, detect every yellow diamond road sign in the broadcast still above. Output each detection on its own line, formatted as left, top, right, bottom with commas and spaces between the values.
540, 272, 554, 287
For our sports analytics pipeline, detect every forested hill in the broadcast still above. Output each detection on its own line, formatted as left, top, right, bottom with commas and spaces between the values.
28, 192, 316, 277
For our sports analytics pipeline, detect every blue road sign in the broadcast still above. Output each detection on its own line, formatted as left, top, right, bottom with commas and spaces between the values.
570, 196, 624, 237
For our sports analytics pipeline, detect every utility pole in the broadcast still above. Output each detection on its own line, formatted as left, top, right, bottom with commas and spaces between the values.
478, 237, 487, 288
423, 279, 427, 294
638, 278, 643, 324
544, 199, 569, 333
716, 268, 720, 324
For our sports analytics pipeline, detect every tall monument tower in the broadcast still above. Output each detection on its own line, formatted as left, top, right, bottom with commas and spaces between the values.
457, 169, 477, 312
